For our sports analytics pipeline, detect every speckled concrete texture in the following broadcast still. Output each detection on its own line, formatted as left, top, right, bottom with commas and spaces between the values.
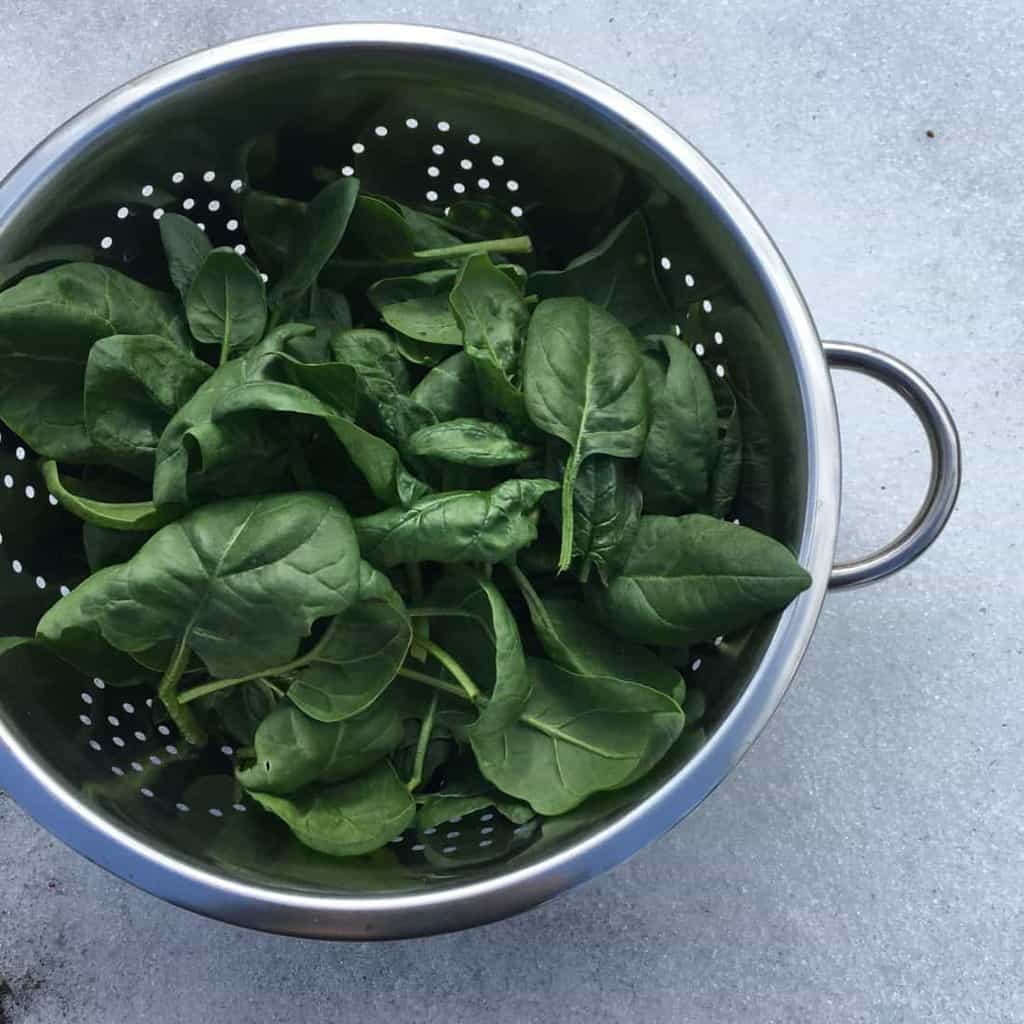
0, 2, 1018, 1021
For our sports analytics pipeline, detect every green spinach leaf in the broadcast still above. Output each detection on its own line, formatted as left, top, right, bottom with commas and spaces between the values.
84, 333, 212, 478
249, 761, 415, 857
268, 177, 360, 315
508, 563, 684, 701
586, 514, 812, 645
523, 297, 649, 571
210, 377, 430, 507
450, 252, 530, 427
89, 492, 362, 741
0, 263, 188, 461
638, 334, 718, 514
543, 448, 641, 584
286, 594, 413, 723
408, 418, 535, 467
159, 213, 212, 300
369, 269, 463, 348
429, 571, 531, 736
354, 478, 558, 568
42, 460, 180, 531
470, 658, 684, 815
186, 248, 268, 362
708, 375, 743, 518
529, 212, 674, 336
410, 351, 481, 421
35, 565, 165, 685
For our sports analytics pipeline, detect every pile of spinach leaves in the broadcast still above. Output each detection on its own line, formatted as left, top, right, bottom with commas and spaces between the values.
0, 176, 810, 862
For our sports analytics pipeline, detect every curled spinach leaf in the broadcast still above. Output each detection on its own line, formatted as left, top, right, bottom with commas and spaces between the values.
408, 418, 536, 467
429, 570, 531, 736
450, 252, 530, 426
354, 478, 558, 568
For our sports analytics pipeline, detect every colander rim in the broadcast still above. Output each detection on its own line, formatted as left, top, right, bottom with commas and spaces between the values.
0, 22, 840, 939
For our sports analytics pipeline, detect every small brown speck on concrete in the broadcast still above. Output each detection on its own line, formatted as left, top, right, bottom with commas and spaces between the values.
926, 129, 936, 138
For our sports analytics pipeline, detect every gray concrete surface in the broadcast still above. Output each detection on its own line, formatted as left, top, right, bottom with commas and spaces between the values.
0, 1, 1019, 1021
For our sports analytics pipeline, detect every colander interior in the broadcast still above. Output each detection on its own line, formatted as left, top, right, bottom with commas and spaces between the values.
0, 40, 810, 897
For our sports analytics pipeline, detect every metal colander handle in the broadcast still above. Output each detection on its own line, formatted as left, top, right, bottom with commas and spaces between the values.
824, 341, 961, 589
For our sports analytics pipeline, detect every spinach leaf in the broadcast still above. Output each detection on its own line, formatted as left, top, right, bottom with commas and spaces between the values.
201, 678, 278, 746
408, 418, 536, 467
327, 328, 411, 398
210, 377, 430, 507
395, 334, 449, 366
158, 213, 212, 300
368, 269, 463, 348
242, 190, 304, 279
152, 324, 319, 506
35, 566, 165, 685
415, 793, 532, 831
508, 563, 684, 701
308, 286, 352, 331
345, 195, 417, 260
543, 448, 642, 584
152, 356, 289, 507
391, 720, 455, 789
470, 658, 684, 815
638, 334, 718, 514
450, 252, 530, 426
0, 263, 188, 461
249, 761, 415, 857
82, 523, 149, 571
642, 349, 667, 406
83, 333, 212, 478
523, 297, 649, 571
395, 204, 463, 250
237, 699, 405, 794
90, 492, 362, 741
528, 212, 674, 336
0, 243, 96, 292
411, 351, 482, 421
708, 376, 743, 518
586, 514, 812, 645
286, 594, 413, 723
186, 248, 268, 362
42, 460, 180, 531
354, 478, 558, 568
429, 571, 531, 735
268, 177, 360, 315
444, 200, 523, 243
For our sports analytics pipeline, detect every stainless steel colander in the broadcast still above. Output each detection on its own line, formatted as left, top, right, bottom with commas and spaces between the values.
0, 24, 960, 939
